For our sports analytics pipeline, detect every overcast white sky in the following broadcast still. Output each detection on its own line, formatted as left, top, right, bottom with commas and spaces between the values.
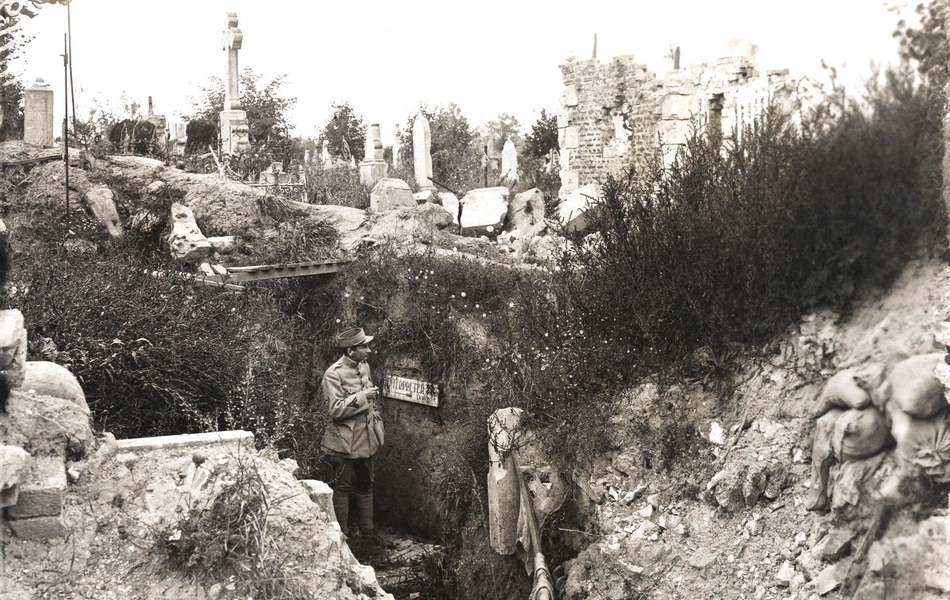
14, 0, 912, 144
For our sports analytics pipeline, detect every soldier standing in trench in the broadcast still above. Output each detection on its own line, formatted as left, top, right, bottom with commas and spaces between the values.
320, 327, 384, 540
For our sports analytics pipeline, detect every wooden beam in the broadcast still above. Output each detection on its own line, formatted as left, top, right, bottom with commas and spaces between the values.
200, 258, 353, 284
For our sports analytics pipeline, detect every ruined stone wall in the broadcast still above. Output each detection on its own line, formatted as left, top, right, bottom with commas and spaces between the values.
557, 49, 798, 198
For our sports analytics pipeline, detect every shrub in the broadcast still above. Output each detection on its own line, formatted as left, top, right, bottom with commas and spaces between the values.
303, 163, 369, 208
565, 63, 945, 374
14, 231, 312, 441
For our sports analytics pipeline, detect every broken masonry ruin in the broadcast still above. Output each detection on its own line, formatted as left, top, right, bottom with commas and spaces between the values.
556, 42, 799, 198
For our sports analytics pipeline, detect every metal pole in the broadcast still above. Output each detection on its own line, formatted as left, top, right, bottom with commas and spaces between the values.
62, 34, 69, 222
67, 2, 80, 149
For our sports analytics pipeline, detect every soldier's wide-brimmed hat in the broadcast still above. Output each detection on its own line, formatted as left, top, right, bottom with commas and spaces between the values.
336, 327, 374, 348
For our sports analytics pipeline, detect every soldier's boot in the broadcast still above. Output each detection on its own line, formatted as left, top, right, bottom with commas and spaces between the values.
332, 492, 349, 535
356, 492, 375, 536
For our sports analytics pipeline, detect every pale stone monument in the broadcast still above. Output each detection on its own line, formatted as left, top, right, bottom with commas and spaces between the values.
359, 123, 388, 188
321, 139, 332, 167
391, 125, 402, 169
24, 78, 54, 147
219, 13, 250, 155
500, 138, 518, 183
412, 115, 434, 190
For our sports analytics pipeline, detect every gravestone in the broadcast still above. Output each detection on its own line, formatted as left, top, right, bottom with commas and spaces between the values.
500, 138, 518, 183
359, 123, 388, 187
219, 13, 249, 155
24, 78, 54, 147
412, 114, 434, 190
321, 139, 332, 167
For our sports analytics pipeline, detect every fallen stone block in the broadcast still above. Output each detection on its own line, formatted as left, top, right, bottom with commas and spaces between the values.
0, 310, 26, 388
84, 185, 125, 240
814, 563, 845, 596
819, 527, 854, 562
207, 236, 238, 255
0, 445, 30, 508
506, 188, 545, 234
370, 178, 415, 213
7, 513, 66, 540
439, 193, 460, 225
775, 560, 796, 586
686, 547, 718, 569
558, 183, 602, 234
7, 456, 67, 519
167, 203, 212, 263
22, 361, 88, 413
460, 187, 509, 236
299, 479, 334, 516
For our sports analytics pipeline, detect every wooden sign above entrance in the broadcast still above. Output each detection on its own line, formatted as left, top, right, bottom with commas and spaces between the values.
383, 375, 440, 407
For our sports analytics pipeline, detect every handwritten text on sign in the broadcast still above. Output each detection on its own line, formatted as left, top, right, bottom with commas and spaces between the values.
383, 375, 440, 407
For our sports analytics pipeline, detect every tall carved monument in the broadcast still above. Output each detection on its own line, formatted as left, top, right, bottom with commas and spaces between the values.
24, 78, 54, 147
359, 124, 388, 187
413, 115, 434, 191
219, 13, 249, 155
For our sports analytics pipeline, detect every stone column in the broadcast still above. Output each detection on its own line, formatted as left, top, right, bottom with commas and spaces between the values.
359, 123, 388, 188
412, 115, 434, 190
24, 78, 54, 147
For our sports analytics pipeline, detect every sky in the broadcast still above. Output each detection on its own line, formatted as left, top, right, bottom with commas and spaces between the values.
13, 0, 914, 146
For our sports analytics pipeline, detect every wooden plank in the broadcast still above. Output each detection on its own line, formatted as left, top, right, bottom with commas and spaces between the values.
224, 258, 351, 273
382, 375, 440, 407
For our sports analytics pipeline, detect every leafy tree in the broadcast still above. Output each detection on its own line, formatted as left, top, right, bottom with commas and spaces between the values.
187, 69, 295, 145
484, 113, 522, 156
319, 101, 366, 162
185, 68, 298, 174
400, 103, 482, 191
522, 109, 559, 159
0, 19, 27, 141
893, 2, 947, 91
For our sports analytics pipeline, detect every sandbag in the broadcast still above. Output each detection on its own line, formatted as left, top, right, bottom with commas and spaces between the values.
887, 353, 949, 419
891, 405, 950, 483
831, 407, 892, 462
814, 364, 885, 418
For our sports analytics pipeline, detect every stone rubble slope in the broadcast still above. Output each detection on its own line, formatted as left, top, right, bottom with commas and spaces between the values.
560, 258, 950, 600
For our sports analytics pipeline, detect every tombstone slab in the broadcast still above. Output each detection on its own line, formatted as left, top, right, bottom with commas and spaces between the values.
24, 78, 54, 147
460, 187, 509, 237
370, 178, 416, 213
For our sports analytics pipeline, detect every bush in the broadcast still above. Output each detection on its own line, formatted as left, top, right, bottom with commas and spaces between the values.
303, 164, 369, 208
14, 234, 312, 441
565, 63, 945, 373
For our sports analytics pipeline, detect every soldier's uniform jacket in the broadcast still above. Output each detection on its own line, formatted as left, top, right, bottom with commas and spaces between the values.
320, 355, 384, 458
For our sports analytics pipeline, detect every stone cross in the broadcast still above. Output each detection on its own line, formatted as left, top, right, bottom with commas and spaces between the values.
221, 13, 243, 110
412, 115, 433, 190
